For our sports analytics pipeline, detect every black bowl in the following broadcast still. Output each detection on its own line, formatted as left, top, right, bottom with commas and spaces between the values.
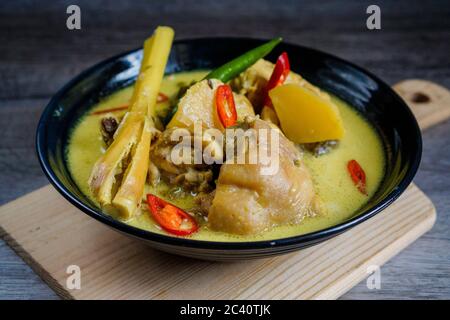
36, 38, 421, 260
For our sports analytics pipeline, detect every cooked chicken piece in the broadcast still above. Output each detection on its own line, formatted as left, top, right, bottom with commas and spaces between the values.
147, 160, 161, 186
303, 140, 339, 157
195, 190, 216, 216
231, 58, 330, 115
167, 79, 255, 130
150, 127, 214, 192
153, 78, 255, 193
208, 117, 316, 235
100, 116, 119, 146
260, 106, 280, 126
173, 168, 213, 192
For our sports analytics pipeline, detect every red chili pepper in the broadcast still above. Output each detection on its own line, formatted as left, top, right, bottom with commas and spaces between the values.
146, 194, 199, 236
264, 52, 290, 107
347, 159, 368, 195
90, 92, 167, 116
215, 84, 237, 128
90, 104, 129, 115
157, 92, 169, 103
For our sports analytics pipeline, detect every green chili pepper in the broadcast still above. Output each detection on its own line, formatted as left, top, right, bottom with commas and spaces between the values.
163, 37, 282, 125
204, 37, 282, 82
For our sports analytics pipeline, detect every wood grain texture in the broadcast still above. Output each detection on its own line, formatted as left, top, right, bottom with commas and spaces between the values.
0, 184, 436, 300
1, 0, 449, 299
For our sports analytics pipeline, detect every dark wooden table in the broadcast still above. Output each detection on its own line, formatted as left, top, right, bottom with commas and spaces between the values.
1, 0, 449, 299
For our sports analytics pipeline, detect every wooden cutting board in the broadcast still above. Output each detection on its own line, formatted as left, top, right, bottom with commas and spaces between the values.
0, 80, 449, 300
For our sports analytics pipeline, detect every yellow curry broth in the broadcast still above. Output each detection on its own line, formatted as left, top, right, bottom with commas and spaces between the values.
67, 71, 385, 242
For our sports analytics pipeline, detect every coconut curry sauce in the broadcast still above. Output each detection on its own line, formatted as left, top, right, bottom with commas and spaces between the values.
67, 70, 385, 242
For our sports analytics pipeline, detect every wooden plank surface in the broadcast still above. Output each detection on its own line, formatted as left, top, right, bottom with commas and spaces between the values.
1, 0, 449, 299
0, 75, 446, 300
0, 184, 436, 300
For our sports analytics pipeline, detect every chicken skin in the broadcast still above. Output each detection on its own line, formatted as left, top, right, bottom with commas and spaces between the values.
208, 118, 316, 235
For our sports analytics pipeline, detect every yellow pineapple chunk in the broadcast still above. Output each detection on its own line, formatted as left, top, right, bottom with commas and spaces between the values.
269, 84, 344, 143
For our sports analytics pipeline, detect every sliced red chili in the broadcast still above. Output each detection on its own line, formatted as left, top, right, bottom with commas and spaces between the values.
90, 104, 129, 115
215, 84, 237, 128
90, 92, 167, 116
146, 194, 199, 236
347, 159, 368, 195
157, 92, 169, 103
264, 51, 291, 107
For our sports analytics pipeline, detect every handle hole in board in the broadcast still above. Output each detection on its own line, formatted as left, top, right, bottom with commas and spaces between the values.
411, 92, 431, 104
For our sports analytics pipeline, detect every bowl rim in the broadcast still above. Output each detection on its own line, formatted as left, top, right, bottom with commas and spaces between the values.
36, 37, 422, 250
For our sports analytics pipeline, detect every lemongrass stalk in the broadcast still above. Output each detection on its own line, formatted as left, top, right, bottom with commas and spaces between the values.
112, 117, 153, 218
89, 26, 174, 216
130, 26, 174, 117
88, 112, 143, 205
